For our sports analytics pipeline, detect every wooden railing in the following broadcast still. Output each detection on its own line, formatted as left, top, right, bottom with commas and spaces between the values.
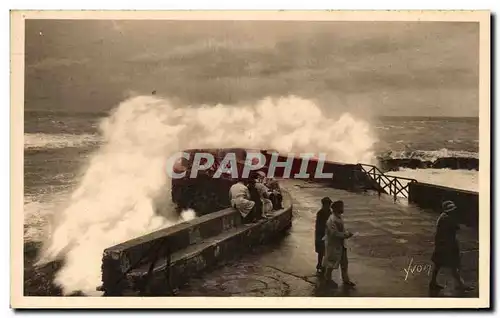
358, 163, 418, 202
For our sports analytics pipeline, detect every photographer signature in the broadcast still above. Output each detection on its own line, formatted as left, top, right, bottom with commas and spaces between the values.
403, 257, 432, 281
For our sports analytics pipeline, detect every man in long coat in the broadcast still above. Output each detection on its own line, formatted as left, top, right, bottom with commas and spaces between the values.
315, 197, 332, 273
322, 200, 356, 288
429, 200, 473, 292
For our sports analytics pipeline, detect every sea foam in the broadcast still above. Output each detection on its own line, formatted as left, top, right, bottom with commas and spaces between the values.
37, 95, 377, 295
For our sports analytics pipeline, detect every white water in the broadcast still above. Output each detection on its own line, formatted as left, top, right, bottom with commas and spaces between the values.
24, 197, 62, 243
388, 168, 478, 192
381, 148, 478, 162
37, 95, 377, 295
25, 133, 102, 150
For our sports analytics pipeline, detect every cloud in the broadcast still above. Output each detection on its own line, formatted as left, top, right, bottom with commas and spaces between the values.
127, 38, 275, 64
24, 20, 479, 116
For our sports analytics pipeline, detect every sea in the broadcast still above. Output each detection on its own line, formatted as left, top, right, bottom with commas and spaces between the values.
23, 96, 479, 295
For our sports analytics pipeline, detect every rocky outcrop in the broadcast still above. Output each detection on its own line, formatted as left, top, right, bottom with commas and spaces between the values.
432, 157, 479, 170
379, 158, 433, 171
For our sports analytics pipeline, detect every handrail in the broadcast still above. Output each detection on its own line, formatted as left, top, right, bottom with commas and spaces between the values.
358, 163, 418, 182
357, 163, 417, 203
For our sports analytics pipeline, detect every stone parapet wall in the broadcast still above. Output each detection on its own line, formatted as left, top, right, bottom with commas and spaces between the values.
408, 182, 479, 228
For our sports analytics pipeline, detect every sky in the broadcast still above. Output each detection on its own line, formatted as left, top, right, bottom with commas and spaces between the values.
24, 20, 479, 117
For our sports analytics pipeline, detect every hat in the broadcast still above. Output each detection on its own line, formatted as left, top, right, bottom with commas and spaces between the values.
442, 200, 457, 213
248, 171, 260, 180
256, 171, 266, 178
332, 200, 344, 209
321, 197, 333, 205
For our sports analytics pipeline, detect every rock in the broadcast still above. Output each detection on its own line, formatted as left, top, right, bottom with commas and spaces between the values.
379, 158, 426, 171
432, 157, 479, 170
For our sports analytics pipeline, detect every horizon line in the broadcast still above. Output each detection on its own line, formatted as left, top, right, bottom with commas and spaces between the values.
23, 109, 479, 119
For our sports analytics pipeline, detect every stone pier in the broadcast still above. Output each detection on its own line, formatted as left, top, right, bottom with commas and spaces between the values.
177, 180, 479, 298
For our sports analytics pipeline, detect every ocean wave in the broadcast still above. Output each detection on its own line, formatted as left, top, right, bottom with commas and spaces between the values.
375, 125, 404, 130
377, 148, 478, 162
37, 95, 377, 295
24, 133, 102, 150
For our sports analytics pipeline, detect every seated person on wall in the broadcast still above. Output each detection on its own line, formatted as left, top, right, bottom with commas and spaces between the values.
254, 171, 274, 216
229, 177, 261, 224
247, 175, 265, 222
259, 171, 283, 210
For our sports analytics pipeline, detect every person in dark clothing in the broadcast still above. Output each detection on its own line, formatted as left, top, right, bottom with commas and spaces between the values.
243, 173, 264, 223
429, 200, 473, 292
315, 197, 333, 273
264, 177, 283, 210
269, 191, 283, 210
256, 172, 283, 211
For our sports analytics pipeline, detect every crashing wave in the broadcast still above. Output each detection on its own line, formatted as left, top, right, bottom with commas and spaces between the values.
377, 148, 479, 171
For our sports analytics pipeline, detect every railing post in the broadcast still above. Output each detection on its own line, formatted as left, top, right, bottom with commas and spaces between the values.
393, 184, 397, 203
358, 163, 417, 204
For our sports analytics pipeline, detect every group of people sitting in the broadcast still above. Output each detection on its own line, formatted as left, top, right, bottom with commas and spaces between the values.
229, 171, 283, 223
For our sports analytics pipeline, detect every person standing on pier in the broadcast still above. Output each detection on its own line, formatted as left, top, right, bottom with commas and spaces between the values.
322, 200, 356, 288
429, 200, 473, 292
315, 197, 332, 273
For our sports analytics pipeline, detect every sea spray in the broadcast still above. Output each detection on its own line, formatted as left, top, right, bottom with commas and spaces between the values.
38, 95, 377, 295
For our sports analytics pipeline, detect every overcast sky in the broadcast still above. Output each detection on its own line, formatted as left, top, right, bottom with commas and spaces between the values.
25, 20, 479, 117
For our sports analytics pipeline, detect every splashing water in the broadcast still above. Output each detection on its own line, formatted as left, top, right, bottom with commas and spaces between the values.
37, 95, 377, 295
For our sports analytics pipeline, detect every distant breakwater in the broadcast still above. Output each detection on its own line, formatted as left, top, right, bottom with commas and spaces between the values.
378, 157, 479, 171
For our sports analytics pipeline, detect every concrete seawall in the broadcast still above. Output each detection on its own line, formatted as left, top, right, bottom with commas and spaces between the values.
100, 192, 293, 296
408, 182, 479, 228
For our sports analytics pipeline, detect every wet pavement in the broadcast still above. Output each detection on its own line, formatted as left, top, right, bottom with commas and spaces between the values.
177, 180, 479, 297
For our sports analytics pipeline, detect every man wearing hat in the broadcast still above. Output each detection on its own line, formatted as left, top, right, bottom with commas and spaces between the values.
322, 200, 356, 288
429, 200, 473, 292
315, 197, 333, 273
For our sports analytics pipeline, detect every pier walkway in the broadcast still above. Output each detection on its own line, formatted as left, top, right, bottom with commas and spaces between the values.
177, 180, 479, 297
